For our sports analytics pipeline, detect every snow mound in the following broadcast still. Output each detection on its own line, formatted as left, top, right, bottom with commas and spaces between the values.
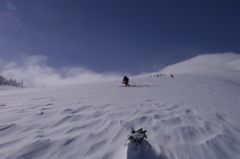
114, 128, 161, 159
114, 140, 161, 159
159, 52, 240, 74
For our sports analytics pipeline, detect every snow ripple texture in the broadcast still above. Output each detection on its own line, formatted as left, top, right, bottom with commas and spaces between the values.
1, 72, 240, 159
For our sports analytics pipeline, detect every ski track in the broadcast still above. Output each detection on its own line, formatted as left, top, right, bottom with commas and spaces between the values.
0, 73, 240, 159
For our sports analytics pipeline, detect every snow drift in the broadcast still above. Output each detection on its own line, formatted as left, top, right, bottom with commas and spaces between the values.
0, 53, 240, 159
160, 52, 240, 74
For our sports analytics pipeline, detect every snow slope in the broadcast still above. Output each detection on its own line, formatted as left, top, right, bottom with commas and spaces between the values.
1, 70, 240, 159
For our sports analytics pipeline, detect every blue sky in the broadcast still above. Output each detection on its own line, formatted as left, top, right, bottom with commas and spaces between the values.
0, 0, 240, 75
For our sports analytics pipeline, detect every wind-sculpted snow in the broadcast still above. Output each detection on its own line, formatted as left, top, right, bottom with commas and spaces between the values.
159, 52, 240, 75
0, 72, 240, 159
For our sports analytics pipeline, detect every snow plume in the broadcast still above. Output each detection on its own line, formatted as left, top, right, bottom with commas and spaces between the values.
0, 55, 121, 87
160, 52, 240, 74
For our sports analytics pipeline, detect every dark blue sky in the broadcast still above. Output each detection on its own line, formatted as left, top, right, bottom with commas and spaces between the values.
1, 0, 240, 74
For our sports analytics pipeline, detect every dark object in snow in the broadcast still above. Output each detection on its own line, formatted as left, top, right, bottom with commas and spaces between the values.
122, 76, 130, 86
170, 73, 174, 78
125, 128, 151, 148
0, 75, 24, 87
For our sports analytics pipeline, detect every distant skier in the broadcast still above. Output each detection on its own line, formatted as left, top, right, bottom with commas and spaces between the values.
122, 76, 130, 86
170, 73, 174, 78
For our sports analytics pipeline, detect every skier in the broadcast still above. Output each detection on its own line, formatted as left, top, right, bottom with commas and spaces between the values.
122, 76, 130, 86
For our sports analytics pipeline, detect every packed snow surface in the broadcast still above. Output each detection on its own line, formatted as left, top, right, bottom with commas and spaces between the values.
1, 70, 240, 159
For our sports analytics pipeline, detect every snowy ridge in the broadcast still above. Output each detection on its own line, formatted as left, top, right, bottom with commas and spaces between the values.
0, 71, 240, 159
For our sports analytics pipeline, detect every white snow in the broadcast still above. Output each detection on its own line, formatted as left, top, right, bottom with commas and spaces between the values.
1, 55, 240, 159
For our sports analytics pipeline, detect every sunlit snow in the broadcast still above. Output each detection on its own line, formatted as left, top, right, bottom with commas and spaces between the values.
1, 54, 240, 159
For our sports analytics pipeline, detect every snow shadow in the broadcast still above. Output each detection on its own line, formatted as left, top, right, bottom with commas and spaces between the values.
115, 141, 167, 159
126, 143, 167, 159
120, 84, 153, 88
